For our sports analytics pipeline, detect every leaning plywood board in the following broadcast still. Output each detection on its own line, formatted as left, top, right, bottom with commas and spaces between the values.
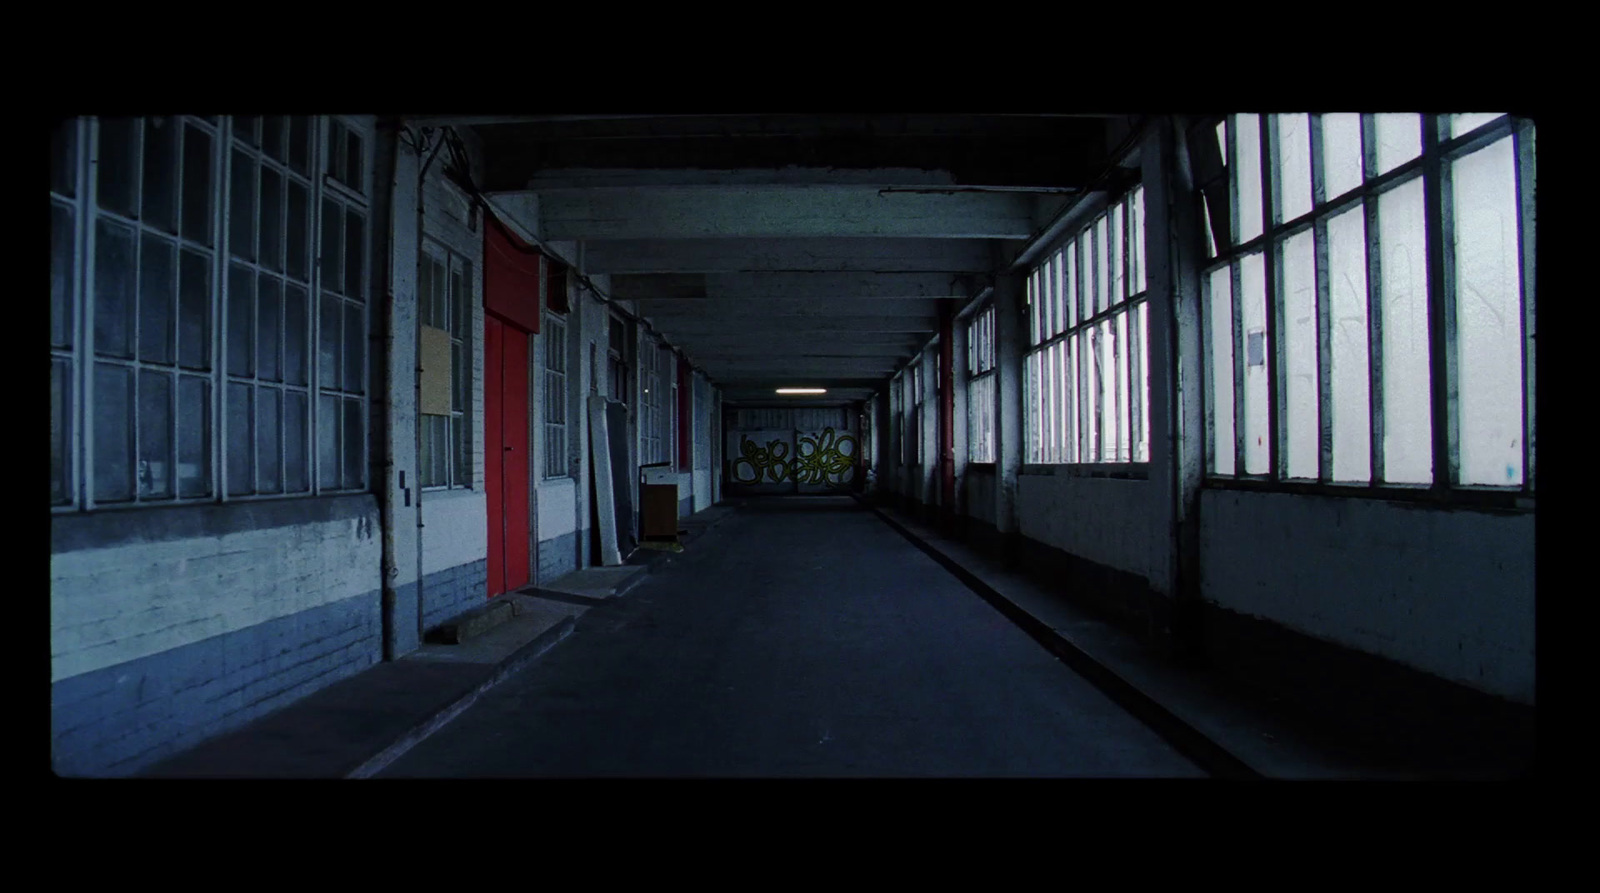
589, 394, 622, 566
419, 325, 453, 416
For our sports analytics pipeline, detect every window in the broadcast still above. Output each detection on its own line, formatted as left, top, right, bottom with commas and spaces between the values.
967, 304, 997, 463
1200, 113, 1532, 493
52, 116, 370, 510
419, 241, 472, 488
911, 358, 925, 466
641, 339, 664, 465
543, 313, 569, 478
1025, 185, 1148, 465
607, 314, 628, 404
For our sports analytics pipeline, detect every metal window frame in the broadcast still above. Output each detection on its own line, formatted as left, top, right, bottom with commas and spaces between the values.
543, 312, 570, 479
1200, 111, 1531, 508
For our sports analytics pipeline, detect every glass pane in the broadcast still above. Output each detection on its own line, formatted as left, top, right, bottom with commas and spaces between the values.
1137, 303, 1150, 463
227, 263, 254, 377
179, 248, 211, 370
1235, 114, 1264, 243
1079, 235, 1093, 320
52, 358, 71, 504
1086, 327, 1101, 462
260, 166, 283, 273
262, 116, 287, 163
257, 388, 281, 493
1207, 265, 1236, 476
321, 198, 343, 293
53, 118, 78, 197
1242, 253, 1270, 476
1064, 245, 1077, 329
1131, 188, 1146, 295
1064, 339, 1076, 463
420, 411, 436, 487
345, 208, 366, 298
1282, 228, 1319, 479
325, 124, 344, 184
1095, 217, 1110, 313
286, 179, 310, 281
343, 303, 364, 393
319, 293, 340, 386
1321, 113, 1364, 202
229, 149, 255, 261
345, 129, 365, 192
258, 275, 282, 382
1328, 206, 1372, 483
343, 397, 364, 488
1374, 113, 1422, 177
138, 371, 173, 499
1111, 203, 1125, 305
1451, 113, 1505, 139
51, 202, 75, 350
1116, 311, 1130, 461
138, 235, 176, 364
181, 124, 214, 246
1452, 136, 1524, 486
227, 382, 253, 495
285, 389, 309, 492
237, 116, 261, 148
1276, 114, 1313, 223
178, 375, 211, 498
93, 218, 136, 358
1026, 272, 1039, 345
94, 362, 134, 502
1041, 258, 1054, 339
97, 118, 139, 218
319, 393, 339, 488
288, 116, 311, 175
285, 283, 309, 386
142, 117, 179, 234
1378, 177, 1433, 484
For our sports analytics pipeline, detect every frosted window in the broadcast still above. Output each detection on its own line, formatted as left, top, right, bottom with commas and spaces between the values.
1079, 235, 1093, 319
1322, 113, 1363, 201
1101, 319, 1118, 464
1282, 228, 1319, 479
1235, 114, 1264, 243
1374, 114, 1422, 176
1241, 252, 1269, 475
1451, 114, 1505, 139
95, 363, 134, 502
1137, 303, 1150, 463
1451, 136, 1524, 486
1276, 114, 1313, 223
1065, 338, 1078, 463
227, 382, 254, 495
1084, 327, 1100, 462
1111, 203, 1126, 304
178, 376, 211, 498
1027, 271, 1039, 346
1053, 251, 1067, 335
1327, 206, 1371, 483
1095, 217, 1110, 313
257, 389, 281, 493
1065, 245, 1077, 329
1132, 187, 1147, 294
1116, 312, 1131, 462
1378, 176, 1433, 484
1207, 266, 1236, 475
94, 219, 136, 359
138, 371, 173, 499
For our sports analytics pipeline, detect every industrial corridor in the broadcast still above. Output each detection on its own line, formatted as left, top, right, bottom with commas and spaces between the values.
379, 497, 1204, 778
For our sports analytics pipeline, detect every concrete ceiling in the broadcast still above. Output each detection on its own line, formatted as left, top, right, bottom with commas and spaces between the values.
459, 114, 1137, 406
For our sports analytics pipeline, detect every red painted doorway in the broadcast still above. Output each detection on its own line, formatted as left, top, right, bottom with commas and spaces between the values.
485, 313, 531, 598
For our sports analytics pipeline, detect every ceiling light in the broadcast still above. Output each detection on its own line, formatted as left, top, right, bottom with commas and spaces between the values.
776, 388, 827, 395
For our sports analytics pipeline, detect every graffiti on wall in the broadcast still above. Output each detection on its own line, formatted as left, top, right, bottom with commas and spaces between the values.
731, 427, 857, 486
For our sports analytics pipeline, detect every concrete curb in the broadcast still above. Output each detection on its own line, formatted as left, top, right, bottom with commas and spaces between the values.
346, 615, 578, 779
855, 495, 1262, 781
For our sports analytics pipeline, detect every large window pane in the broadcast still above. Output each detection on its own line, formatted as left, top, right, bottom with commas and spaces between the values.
181, 124, 214, 246
138, 371, 173, 499
344, 208, 365, 298
319, 294, 340, 385
52, 358, 71, 504
285, 283, 309, 385
1276, 114, 1313, 223
258, 275, 282, 382
260, 166, 283, 273
1064, 245, 1078, 329
53, 119, 78, 198
1111, 203, 1126, 304
1451, 114, 1505, 139
286, 179, 310, 281
1132, 188, 1146, 295
1137, 302, 1150, 462
142, 117, 179, 234
227, 382, 253, 495
227, 263, 255, 377
344, 303, 364, 393
178, 375, 211, 498
285, 389, 309, 492
94, 218, 136, 358
138, 236, 175, 364
1235, 114, 1264, 243
1116, 312, 1131, 461
342, 397, 364, 489
1374, 113, 1421, 176
179, 249, 211, 370
319, 393, 339, 488
257, 388, 281, 493
94, 363, 134, 502
288, 116, 311, 176
1328, 206, 1371, 483
1282, 228, 1319, 479
1452, 136, 1523, 486
52, 202, 75, 350
1241, 253, 1269, 475
321, 198, 343, 293
1207, 266, 1236, 476
229, 149, 256, 262
1322, 113, 1363, 201
1378, 177, 1433, 484
1095, 217, 1110, 313
96, 118, 139, 219
263, 116, 287, 163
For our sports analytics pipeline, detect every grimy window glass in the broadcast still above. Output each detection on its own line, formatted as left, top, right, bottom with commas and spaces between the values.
54, 116, 370, 511
420, 241, 473, 489
543, 313, 569, 479
1201, 113, 1531, 497
967, 304, 997, 463
1024, 185, 1148, 465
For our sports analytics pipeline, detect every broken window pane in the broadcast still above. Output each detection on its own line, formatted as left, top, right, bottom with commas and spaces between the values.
1374, 113, 1422, 176
94, 362, 134, 502
1452, 136, 1523, 486
1328, 206, 1371, 483
1378, 176, 1433, 484
1321, 113, 1363, 201
1235, 114, 1264, 244
1207, 265, 1236, 476
1241, 252, 1269, 475
1282, 228, 1320, 479
1276, 114, 1313, 223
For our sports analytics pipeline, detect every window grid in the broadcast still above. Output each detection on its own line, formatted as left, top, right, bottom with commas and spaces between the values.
419, 242, 472, 489
1201, 113, 1531, 496
641, 339, 663, 465
1025, 186, 1148, 466
967, 304, 997, 463
52, 116, 370, 513
543, 313, 569, 478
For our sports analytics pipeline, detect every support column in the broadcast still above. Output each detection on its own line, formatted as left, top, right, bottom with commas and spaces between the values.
993, 269, 1025, 549
380, 122, 423, 659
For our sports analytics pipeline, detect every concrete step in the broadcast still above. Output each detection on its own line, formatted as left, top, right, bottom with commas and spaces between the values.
427, 596, 517, 645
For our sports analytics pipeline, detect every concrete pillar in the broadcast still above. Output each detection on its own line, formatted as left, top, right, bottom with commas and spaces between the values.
993, 270, 1025, 539
380, 124, 423, 659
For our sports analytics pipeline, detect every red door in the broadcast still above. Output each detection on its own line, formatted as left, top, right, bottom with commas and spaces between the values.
485, 314, 531, 598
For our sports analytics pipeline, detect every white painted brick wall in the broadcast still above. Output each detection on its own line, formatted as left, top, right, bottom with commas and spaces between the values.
1017, 475, 1166, 586
51, 516, 382, 684
420, 489, 489, 578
